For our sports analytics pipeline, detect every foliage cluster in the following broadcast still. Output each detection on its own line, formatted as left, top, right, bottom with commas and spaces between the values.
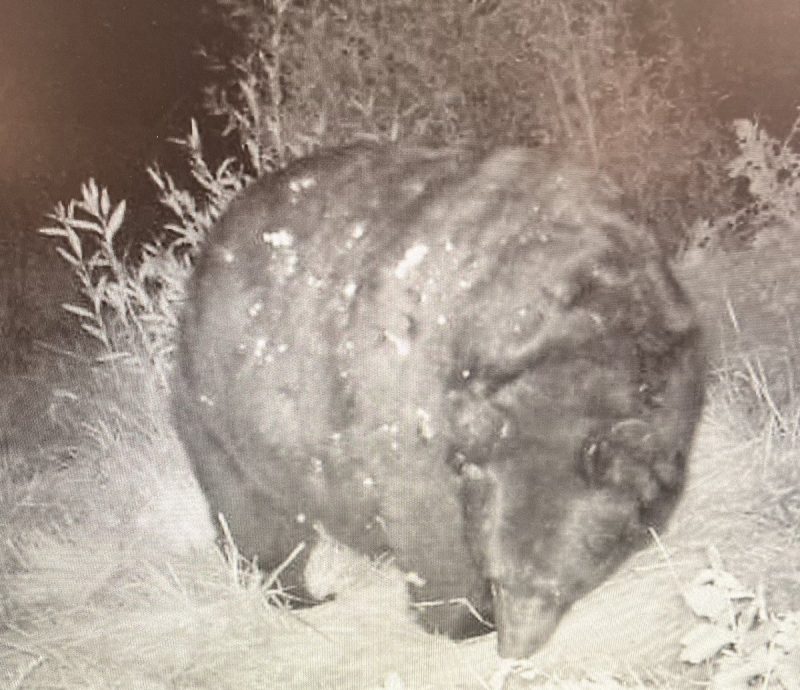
209, 0, 732, 249
679, 547, 800, 690
684, 116, 800, 253
37, 124, 245, 382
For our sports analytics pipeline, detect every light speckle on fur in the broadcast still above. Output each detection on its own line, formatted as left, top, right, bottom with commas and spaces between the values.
343, 281, 358, 299
307, 274, 324, 289
416, 408, 435, 440
384, 330, 411, 358
288, 175, 317, 193
394, 243, 429, 279
253, 337, 267, 360
262, 228, 294, 247
248, 301, 263, 318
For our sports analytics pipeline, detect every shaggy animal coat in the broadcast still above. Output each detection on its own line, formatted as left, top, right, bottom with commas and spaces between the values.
172, 144, 704, 659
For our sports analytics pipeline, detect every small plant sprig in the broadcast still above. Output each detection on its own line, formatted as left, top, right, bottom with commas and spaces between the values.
207, 0, 730, 251
39, 179, 131, 355
149, 119, 250, 237
687, 117, 800, 251
39, 122, 249, 382
729, 116, 800, 226
680, 547, 800, 690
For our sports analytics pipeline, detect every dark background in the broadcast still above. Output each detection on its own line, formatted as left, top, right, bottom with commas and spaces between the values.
0, 0, 215, 205
1, 0, 800, 223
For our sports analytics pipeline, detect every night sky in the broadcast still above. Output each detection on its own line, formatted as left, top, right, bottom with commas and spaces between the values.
0, 0, 211, 199
2, 0, 800, 211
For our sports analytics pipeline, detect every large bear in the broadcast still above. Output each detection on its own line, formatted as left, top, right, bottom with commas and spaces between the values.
172, 143, 704, 659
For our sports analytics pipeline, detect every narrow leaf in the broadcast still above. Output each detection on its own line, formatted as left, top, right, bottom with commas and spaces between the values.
81, 323, 108, 344
38, 226, 69, 238
65, 227, 82, 260
61, 303, 96, 320
106, 200, 126, 239
96, 351, 133, 363
55, 246, 80, 267
66, 218, 104, 234
147, 165, 165, 191
100, 187, 110, 217
82, 178, 99, 214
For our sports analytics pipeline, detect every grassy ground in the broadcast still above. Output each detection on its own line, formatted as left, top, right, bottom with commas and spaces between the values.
1, 241, 799, 689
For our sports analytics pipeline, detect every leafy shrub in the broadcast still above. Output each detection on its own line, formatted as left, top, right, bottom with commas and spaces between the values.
727, 118, 800, 240
38, 123, 246, 382
207, 0, 732, 248
685, 116, 800, 252
680, 549, 800, 690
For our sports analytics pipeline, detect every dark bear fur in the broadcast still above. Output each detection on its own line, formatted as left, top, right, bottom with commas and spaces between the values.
172, 143, 704, 659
